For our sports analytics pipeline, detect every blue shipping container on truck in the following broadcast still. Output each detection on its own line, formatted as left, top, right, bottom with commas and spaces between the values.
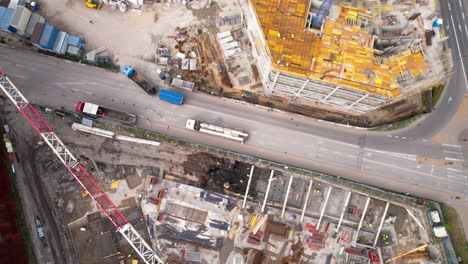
159, 89, 184, 105
39, 24, 59, 50
0, 7, 17, 33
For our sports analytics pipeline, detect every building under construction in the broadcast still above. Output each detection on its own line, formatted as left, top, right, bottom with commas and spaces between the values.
242, 0, 453, 113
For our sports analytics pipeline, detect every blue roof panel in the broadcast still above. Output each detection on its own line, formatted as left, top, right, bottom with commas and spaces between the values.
0, 7, 17, 33
39, 24, 59, 50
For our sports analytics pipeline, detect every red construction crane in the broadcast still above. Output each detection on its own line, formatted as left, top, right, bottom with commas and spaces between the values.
0, 70, 165, 264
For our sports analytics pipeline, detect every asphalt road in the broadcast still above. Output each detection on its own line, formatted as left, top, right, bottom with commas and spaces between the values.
0, 45, 466, 202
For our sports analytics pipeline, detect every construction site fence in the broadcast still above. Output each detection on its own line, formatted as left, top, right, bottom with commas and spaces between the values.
42, 107, 459, 263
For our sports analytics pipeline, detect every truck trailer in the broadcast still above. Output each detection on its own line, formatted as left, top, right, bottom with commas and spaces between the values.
185, 119, 248, 143
122, 65, 157, 95
159, 89, 184, 105
75, 101, 137, 124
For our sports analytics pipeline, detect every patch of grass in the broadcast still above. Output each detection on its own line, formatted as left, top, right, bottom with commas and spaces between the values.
38, 49, 81, 62
37, 50, 120, 72
432, 83, 445, 106
93, 61, 120, 72
370, 115, 421, 131
421, 92, 428, 112
441, 203, 468, 262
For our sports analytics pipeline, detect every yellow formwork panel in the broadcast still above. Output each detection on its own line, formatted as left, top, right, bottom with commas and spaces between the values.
250, 0, 428, 98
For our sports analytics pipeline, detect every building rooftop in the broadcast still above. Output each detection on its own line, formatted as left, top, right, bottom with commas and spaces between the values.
251, 0, 428, 98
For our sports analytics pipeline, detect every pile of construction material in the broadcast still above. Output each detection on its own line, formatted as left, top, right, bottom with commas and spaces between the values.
217, 30, 242, 58
105, 0, 128, 12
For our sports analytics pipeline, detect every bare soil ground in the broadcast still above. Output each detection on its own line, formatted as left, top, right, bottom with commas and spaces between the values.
39, 0, 197, 59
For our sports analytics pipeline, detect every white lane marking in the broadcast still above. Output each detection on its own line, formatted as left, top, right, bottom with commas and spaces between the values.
387, 135, 393, 137
401, 137, 407, 139
443, 144, 461, 148
448, 2, 451, 10
459, 24, 462, 32
445, 157, 464, 161
366, 149, 418, 161
15, 64, 25, 68
463, 12, 465, 20
448, 168, 464, 173
431, 165, 434, 176
448, 96, 453, 103
363, 158, 446, 181
449, 14, 468, 90
444, 150, 462, 154
71, 88, 80, 92
458, 0, 462, 7
85, 91, 94, 95
448, 174, 467, 180
8, 73, 26, 79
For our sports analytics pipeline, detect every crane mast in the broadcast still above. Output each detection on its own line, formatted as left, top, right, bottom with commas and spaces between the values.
0, 70, 164, 264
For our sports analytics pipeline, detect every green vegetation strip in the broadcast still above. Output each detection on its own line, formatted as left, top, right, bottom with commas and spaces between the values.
441, 203, 468, 262
38, 50, 120, 72
432, 83, 445, 106
370, 115, 422, 131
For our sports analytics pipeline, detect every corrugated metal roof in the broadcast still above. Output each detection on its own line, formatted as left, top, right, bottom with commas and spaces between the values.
11, 5, 32, 32
68, 35, 84, 48
31, 22, 45, 44
53, 31, 68, 54
25, 13, 45, 37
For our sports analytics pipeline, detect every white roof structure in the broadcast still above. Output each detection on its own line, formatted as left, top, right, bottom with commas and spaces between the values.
433, 226, 448, 238
430, 211, 441, 223
217, 30, 232, 40
83, 102, 99, 115
11, 5, 32, 32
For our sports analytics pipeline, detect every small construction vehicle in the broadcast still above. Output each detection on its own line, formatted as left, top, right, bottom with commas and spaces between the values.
85, 0, 102, 9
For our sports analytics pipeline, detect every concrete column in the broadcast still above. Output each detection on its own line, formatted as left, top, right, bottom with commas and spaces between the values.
261, 170, 275, 213
321, 86, 340, 103
300, 180, 313, 222
281, 175, 294, 219
353, 196, 371, 246
373, 202, 390, 247
347, 93, 369, 109
268, 71, 280, 91
293, 79, 309, 100
242, 165, 255, 208
336, 191, 352, 232
317, 187, 332, 230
